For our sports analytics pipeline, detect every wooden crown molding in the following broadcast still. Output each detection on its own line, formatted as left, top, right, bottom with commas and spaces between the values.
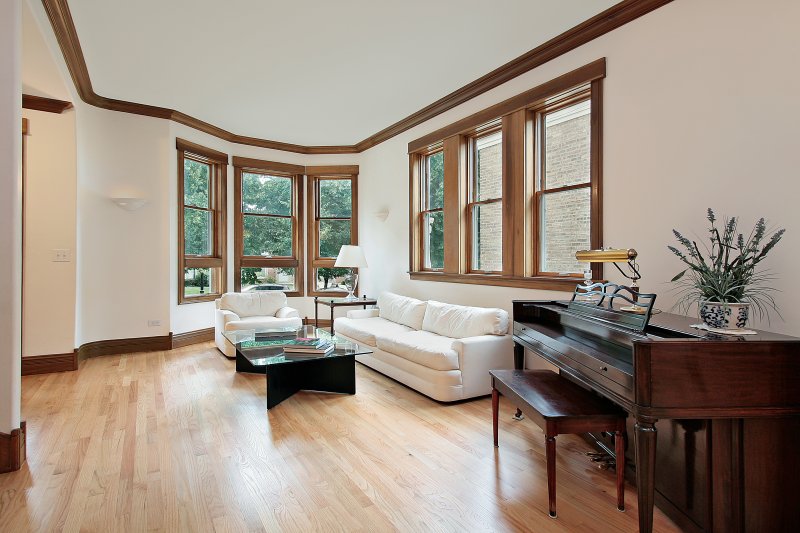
41, 0, 672, 154
23, 93, 73, 113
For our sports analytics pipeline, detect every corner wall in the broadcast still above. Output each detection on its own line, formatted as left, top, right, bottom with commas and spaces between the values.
356, 0, 800, 336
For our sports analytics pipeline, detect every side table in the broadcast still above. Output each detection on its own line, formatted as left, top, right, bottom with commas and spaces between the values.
315, 296, 378, 335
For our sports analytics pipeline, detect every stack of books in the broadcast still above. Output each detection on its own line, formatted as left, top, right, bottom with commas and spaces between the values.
283, 337, 334, 357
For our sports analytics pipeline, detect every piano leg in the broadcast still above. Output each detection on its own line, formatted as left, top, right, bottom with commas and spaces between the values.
635, 416, 658, 533
513, 343, 525, 420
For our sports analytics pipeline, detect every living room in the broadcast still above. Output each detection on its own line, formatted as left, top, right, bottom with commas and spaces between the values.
2, 0, 799, 531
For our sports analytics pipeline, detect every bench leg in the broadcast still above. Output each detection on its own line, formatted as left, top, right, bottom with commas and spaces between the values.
615, 430, 625, 511
546, 434, 557, 518
492, 388, 499, 447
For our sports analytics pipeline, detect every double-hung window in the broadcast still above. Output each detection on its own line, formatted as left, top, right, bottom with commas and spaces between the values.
408, 59, 604, 290
233, 157, 304, 296
177, 139, 227, 304
306, 166, 358, 296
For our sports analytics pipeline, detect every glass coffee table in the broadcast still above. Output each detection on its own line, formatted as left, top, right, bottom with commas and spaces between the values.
222, 327, 372, 409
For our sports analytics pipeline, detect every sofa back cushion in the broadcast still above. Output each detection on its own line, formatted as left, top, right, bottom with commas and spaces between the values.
377, 292, 427, 330
218, 291, 287, 318
422, 300, 509, 338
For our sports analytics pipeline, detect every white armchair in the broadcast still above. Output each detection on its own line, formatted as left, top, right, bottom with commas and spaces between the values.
214, 292, 302, 358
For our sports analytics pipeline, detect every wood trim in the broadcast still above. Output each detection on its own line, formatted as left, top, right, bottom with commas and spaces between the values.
172, 328, 215, 349
21, 352, 78, 375
409, 271, 582, 292
231, 156, 304, 175
590, 78, 604, 281
22, 93, 73, 113
442, 136, 464, 273
0, 421, 26, 474
176, 138, 228, 164
77, 334, 173, 361
502, 110, 526, 277
305, 165, 360, 176
408, 59, 606, 153
42, 0, 670, 154
22, 118, 29, 136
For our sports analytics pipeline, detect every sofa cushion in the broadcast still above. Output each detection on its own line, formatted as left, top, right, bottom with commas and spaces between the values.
376, 330, 459, 371
224, 316, 302, 331
377, 292, 427, 330
334, 317, 413, 347
421, 300, 509, 339
219, 292, 288, 318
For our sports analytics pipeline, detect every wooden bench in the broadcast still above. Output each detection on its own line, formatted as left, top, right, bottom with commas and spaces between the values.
490, 369, 627, 518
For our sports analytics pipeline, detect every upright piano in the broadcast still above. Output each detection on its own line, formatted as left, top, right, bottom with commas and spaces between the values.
512, 296, 800, 533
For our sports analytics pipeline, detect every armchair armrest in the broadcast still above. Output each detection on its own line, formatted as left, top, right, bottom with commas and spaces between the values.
275, 306, 300, 319
216, 309, 240, 331
451, 334, 514, 395
346, 309, 380, 319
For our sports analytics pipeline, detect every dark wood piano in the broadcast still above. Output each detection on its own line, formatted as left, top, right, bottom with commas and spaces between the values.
512, 293, 800, 533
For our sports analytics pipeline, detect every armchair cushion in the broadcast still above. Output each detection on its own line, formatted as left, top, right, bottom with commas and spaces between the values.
275, 306, 300, 319
377, 292, 427, 330
218, 291, 288, 318
422, 300, 509, 339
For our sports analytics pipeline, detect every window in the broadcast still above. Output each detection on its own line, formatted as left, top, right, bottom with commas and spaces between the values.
177, 138, 227, 304
468, 129, 502, 273
534, 98, 592, 276
407, 59, 604, 290
233, 157, 304, 296
421, 149, 444, 270
306, 166, 358, 296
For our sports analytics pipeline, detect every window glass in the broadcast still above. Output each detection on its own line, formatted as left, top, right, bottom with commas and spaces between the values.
243, 215, 293, 257
319, 219, 351, 258
183, 267, 216, 298
240, 267, 297, 293
184, 159, 210, 208
319, 180, 352, 218
427, 151, 444, 210
471, 130, 502, 271
424, 211, 444, 269
475, 131, 502, 201
314, 267, 350, 292
242, 173, 292, 215
184, 208, 212, 256
472, 202, 502, 271
544, 100, 591, 189
540, 187, 591, 274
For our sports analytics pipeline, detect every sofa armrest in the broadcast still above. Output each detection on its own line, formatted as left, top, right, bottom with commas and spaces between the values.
451, 334, 515, 395
346, 309, 380, 319
275, 306, 300, 319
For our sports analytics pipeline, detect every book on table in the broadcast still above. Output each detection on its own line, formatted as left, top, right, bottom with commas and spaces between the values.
283, 340, 334, 355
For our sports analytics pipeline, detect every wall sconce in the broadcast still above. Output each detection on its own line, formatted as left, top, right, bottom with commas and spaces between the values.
111, 197, 147, 211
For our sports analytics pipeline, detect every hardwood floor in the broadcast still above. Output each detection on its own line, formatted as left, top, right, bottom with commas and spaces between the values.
0, 343, 681, 532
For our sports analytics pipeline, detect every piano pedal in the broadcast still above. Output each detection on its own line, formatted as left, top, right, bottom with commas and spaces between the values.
512, 409, 525, 421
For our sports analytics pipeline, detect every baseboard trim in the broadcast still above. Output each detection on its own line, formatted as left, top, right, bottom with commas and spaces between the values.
172, 327, 215, 349
0, 421, 26, 474
21, 351, 78, 375
77, 334, 173, 361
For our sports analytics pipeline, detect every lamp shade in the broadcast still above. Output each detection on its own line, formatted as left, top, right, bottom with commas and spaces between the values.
335, 245, 368, 268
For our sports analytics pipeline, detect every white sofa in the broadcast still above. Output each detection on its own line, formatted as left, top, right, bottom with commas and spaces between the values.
334, 292, 514, 402
214, 292, 302, 358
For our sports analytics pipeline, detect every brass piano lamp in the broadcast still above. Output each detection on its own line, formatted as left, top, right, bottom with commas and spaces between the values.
575, 248, 645, 313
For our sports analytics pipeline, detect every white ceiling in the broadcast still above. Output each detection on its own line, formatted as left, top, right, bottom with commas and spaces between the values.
68, 0, 617, 146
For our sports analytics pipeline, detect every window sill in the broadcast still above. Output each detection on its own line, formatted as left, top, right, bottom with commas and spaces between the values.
408, 271, 582, 292
179, 293, 222, 305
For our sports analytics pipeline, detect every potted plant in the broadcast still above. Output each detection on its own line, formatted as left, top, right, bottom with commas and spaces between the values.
669, 209, 785, 329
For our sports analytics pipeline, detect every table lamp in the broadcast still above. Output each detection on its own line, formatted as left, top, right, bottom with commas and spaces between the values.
575, 248, 644, 313
334, 245, 368, 301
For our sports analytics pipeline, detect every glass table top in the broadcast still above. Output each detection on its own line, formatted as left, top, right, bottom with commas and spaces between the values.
222, 326, 371, 367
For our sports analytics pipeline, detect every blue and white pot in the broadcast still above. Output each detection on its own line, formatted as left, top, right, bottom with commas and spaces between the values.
699, 301, 751, 330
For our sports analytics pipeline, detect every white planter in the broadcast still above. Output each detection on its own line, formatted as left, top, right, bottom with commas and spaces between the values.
699, 301, 751, 330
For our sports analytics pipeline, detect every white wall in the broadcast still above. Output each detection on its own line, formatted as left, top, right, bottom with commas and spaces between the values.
0, 0, 22, 433
356, 0, 800, 336
21, 1, 77, 357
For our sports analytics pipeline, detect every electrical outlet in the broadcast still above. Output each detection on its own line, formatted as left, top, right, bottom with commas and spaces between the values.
147, 319, 161, 327
52, 249, 71, 262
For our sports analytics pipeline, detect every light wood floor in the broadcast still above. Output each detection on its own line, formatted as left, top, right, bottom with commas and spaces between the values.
0, 343, 681, 532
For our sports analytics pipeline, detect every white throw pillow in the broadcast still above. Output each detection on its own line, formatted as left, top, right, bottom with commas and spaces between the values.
377, 292, 428, 330
421, 300, 509, 338
219, 292, 288, 318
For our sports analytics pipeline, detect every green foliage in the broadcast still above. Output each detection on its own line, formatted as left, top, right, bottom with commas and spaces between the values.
317, 267, 349, 289
669, 208, 785, 321
241, 267, 260, 285
425, 153, 445, 268
184, 159, 212, 256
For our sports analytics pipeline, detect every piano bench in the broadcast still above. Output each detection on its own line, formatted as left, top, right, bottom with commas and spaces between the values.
490, 369, 627, 519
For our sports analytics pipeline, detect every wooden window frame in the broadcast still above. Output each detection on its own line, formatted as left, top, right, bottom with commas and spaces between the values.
232, 156, 304, 297
407, 59, 605, 291
306, 166, 359, 297
177, 138, 228, 304
419, 146, 444, 272
466, 125, 503, 274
